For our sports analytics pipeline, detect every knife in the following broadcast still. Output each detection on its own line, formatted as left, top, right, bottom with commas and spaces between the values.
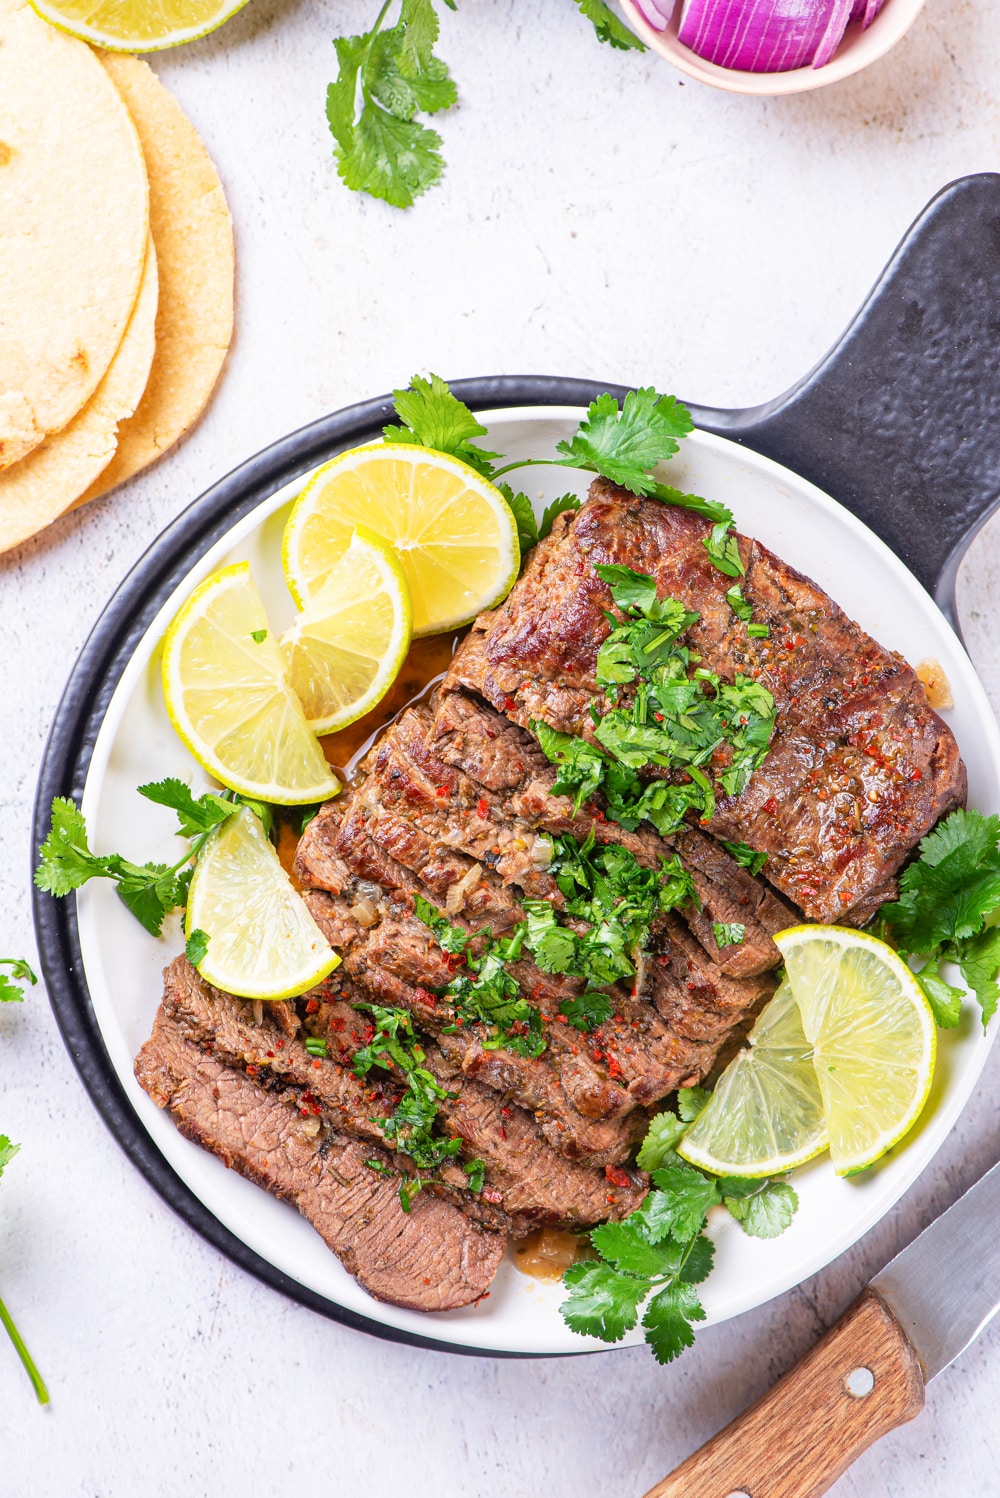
641, 1157, 1000, 1498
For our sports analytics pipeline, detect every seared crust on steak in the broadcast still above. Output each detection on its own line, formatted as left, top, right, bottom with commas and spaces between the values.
445, 479, 966, 924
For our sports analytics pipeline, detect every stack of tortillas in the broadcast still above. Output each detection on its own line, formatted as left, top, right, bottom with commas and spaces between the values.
0, 0, 234, 553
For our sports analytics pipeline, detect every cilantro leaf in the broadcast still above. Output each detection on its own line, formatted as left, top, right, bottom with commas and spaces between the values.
712, 922, 745, 949
137, 779, 234, 839
559, 1260, 646, 1343
558, 990, 615, 1033
636, 1110, 688, 1170
463, 1158, 486, 1194
641, 1281, 705, 1364
326, 5, 457, 211
185, 929, 210, 968
722, 840, 768, 876
532, 720, 607, 809
883, 809, 1000, 952
539, 492, 581, 541
574, 0, 645, 49
721, 1178, 799, 1239
641, 1162, 720, 1243
677, 1085, 711, 1122
915, 963, 964, 1029
555, 389, 693, 495
704, 520, 745, 578
386, 373, 500, 477
725, 585, 753, 622
498, 483, 537, 553
958, 925, 1000, 1030
0, 1137, 20, 1177
0, 959, 36, 1004
588, 1221, 681, 1279
413, 893, 470, 954
678, 1232, 716, 1285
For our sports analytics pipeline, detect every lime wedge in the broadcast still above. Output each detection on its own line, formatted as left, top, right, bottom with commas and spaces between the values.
678, 980, 829, 1178
30, 0, 250, 51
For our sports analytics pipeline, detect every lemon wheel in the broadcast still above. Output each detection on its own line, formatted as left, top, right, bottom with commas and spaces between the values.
161, 561, 340, 805
282, 444, 520, 637
29, 0, 251, 51
280, 527, 412, 735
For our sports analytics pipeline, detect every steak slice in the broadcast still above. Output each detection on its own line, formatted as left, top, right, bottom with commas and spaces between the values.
160, 954, 644, 1233
135, 1008, 505, 1311
446, 479, 966, 924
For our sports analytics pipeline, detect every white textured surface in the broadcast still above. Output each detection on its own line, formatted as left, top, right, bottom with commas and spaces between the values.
3, 0, 1000, 1491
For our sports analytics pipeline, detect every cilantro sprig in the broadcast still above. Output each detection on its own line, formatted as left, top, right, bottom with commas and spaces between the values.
34, 782, 265, 938
560, 1103, 797, 1362
328, 3, 644, 207
880, 809, 1000, 1031
385, 378, 742, 568
0, 982, 48, 1404
327, 0, 458, 210
0, 960, 36, 1005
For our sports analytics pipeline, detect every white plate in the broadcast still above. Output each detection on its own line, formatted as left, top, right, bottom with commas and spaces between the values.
75, 407, 1000, 1356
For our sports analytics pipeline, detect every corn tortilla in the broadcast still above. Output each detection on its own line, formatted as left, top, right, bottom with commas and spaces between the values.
78, 53, 234, 505
0, 0, 149, 469
0, 236, 158, 554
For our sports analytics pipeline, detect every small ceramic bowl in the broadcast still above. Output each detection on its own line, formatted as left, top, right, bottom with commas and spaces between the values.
619, 0, 926, 94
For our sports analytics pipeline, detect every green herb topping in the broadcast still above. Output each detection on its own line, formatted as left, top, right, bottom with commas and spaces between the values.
880, 808, 1000, 1031
559, 1103, 797, 1363
0, 959, 36, 1005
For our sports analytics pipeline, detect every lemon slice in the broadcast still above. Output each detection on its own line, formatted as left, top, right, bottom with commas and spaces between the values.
29, 0, 250, 51
282, 444, 520, 637
186, 806, 340, 999
161, 562, 340, 805
776, 926, 936, 1176
678, 980, 829, 1178
280, 527, 412, 735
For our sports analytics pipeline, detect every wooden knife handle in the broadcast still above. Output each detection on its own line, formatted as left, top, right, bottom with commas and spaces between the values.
642, 1289, 925, 1498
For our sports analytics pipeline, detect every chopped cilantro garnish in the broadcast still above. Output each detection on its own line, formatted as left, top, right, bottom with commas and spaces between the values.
724, 585, 753, 623
747, 622, 770, 639
184, 929, 210, 967
880, 808, 1000, 1031
722, 840, 768, 876
712, 922, 745, 949
250, 629, 267, 643
351, 1004, 464, 1204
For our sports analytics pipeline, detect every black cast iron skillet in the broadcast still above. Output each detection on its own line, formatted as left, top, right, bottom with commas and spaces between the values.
32, 172, 1000, 1356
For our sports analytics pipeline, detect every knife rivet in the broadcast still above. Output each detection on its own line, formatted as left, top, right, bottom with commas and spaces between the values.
845, 1366, 875, 1398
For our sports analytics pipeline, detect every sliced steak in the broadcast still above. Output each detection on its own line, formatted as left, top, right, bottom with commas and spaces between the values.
447, 479, 965, 924
135, 1008, 505, 1311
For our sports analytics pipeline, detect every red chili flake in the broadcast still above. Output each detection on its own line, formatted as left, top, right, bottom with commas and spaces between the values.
501, 1106, 513, 1119
476, 798, 489, 819
762, 797, 779, 815
499, 1126, 507, 1141
246, 1064, 259, 1077
555, 1013, 569, 1024
909, 769, 923, 782
415, 986, 438, 1006
605, 1164, 631, 1188
436, 785, 449, 798
607, 1057, 622, 1079
266, 1051, 275, 1059
504, 696, 516, 711
653, 712, 664, 723
305, 998, 320, 1014
423, 1277, 431, 1286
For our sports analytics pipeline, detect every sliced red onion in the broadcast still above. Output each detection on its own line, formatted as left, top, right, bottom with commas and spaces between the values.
674, 0, 871, 73
633, 0, 671, 30
812, 0, 853, 67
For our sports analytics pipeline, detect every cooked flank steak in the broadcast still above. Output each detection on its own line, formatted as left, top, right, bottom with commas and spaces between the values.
135, 475, 966, 1312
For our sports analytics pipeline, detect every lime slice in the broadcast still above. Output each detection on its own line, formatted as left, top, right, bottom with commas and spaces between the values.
280, 527, 412, 735
678, 980, 829, 1178
282, 443, 520, 637
29, 0, 250, 51
776, 925, 936, 1176
186, 806, 340, 999
161, 561, 340, 806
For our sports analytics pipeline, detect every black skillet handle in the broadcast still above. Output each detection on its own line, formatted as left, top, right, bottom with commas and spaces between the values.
691, 173, 1000, 628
